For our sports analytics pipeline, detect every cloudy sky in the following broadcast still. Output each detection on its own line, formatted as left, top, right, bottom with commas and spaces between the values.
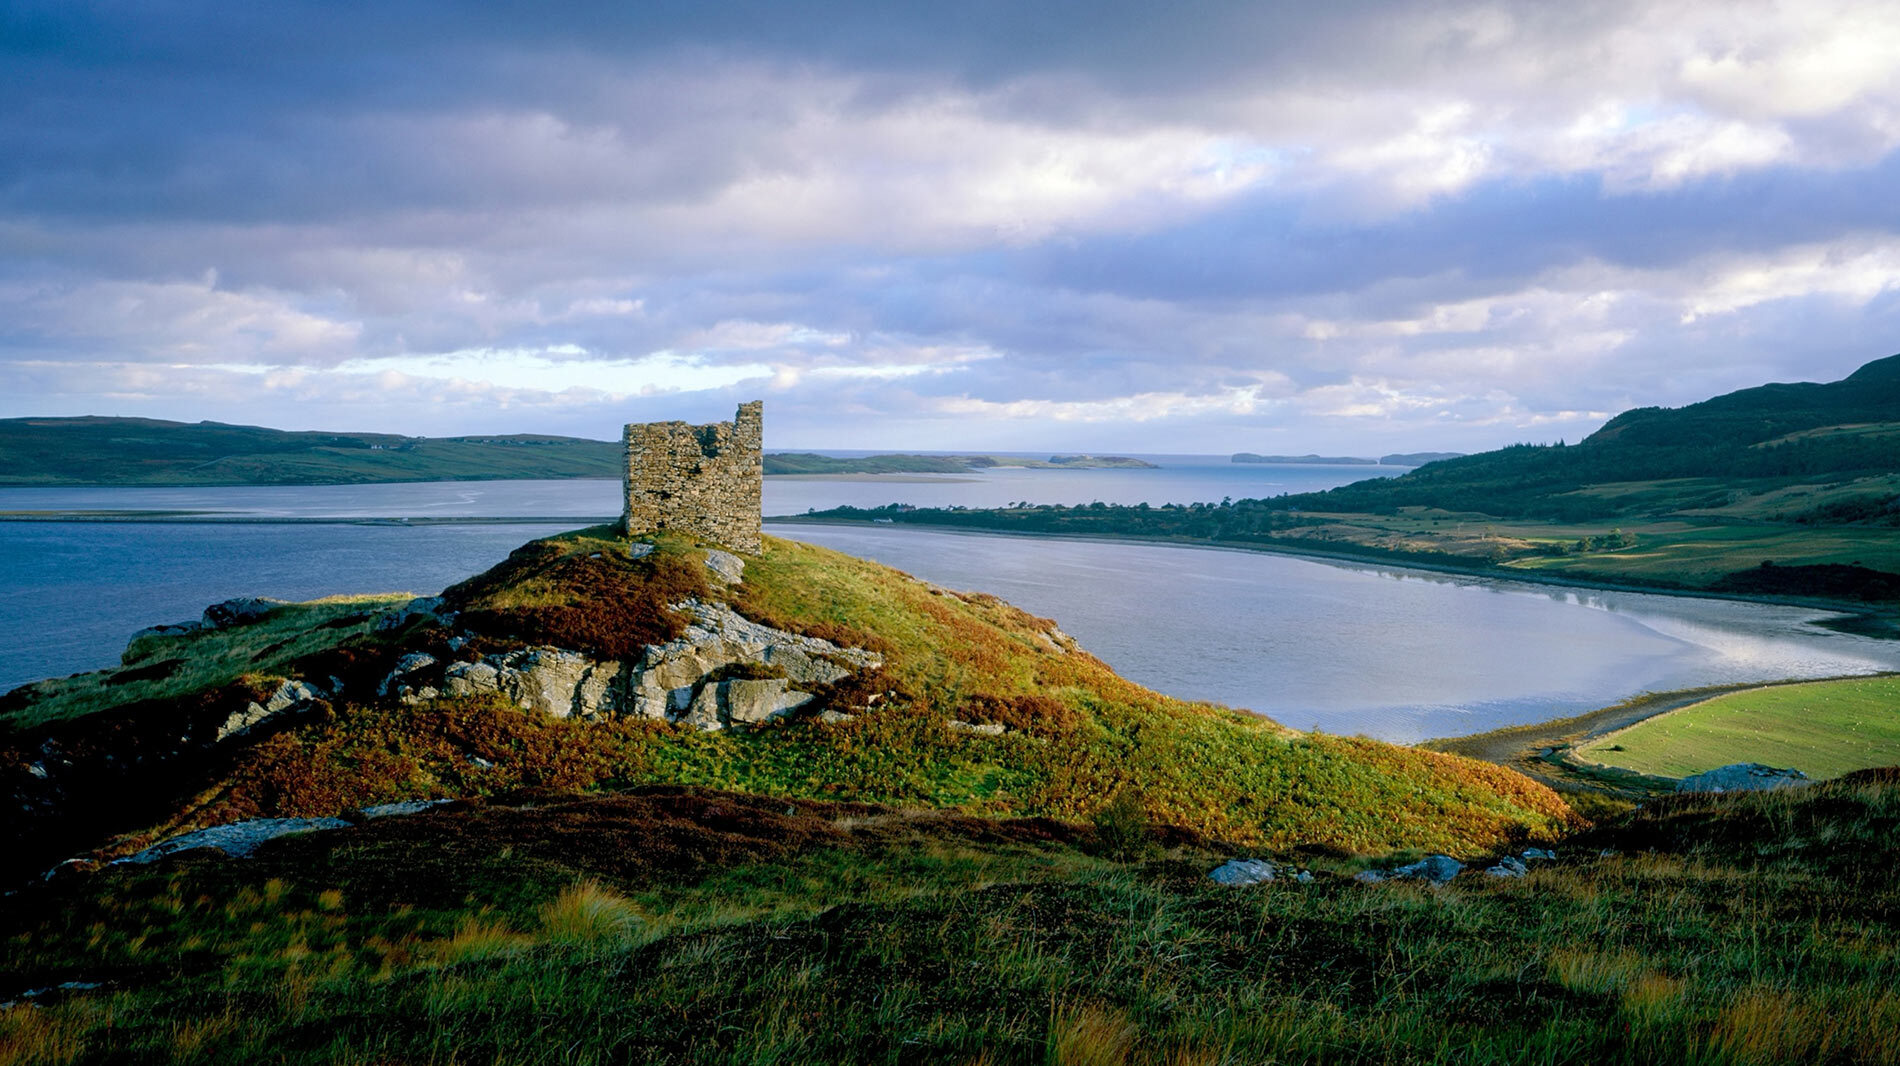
4, 1, 1898, 453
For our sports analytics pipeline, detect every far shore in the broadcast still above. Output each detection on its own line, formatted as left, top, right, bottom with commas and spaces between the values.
764, 473, 981, 483
767, 514, 1900, 627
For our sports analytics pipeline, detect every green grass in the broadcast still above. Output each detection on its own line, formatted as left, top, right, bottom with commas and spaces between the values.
5, 776, 1900, 1065
0, 593, 415, 730
1574, 676, 1900, 779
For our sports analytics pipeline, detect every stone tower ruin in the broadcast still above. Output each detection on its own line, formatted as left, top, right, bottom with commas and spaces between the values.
621, 401, 764, 554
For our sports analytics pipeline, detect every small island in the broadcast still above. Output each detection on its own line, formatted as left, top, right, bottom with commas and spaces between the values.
1232, 453, 1378, 465
1231, 451, 1465, 466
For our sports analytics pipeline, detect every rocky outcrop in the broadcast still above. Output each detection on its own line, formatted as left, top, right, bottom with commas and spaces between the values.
1678, 763, 1811, 793
400, 599, 880, 731
216, 679, 326, 741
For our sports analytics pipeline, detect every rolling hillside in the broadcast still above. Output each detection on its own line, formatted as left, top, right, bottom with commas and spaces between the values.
0, 416, 623, 486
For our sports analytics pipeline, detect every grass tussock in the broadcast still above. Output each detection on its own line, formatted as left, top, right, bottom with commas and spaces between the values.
4, 775, 1898, 1064
539, 879, 645, 945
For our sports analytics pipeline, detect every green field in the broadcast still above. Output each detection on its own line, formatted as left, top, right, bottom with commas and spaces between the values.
1575, 676, 1900, 779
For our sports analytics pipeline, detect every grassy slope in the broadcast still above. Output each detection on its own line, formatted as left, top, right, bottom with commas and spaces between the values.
1575, 676, 1900, 779
3, 773, 1897, 1064
1, 529, 1575, 871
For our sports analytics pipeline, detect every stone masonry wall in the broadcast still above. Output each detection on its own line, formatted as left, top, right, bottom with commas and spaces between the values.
621, 401, 763, 553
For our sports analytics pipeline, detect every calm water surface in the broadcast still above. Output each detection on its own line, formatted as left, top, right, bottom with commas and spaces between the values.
3, 461, 1894, 742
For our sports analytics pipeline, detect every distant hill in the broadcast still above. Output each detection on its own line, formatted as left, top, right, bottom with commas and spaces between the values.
0, 416, 621, 486
1294, 354, 1900, 520
1380, 451, 1466, 466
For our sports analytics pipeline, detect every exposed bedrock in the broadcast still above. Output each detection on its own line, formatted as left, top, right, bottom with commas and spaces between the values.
406, 600, 881, 731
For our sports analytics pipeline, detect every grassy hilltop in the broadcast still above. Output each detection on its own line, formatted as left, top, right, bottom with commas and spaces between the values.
3, 528, 1899, 1062
0, 529, 1571, 875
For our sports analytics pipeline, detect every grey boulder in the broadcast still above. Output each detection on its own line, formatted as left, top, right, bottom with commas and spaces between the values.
1677, 763, 1811, 793
1357, 854, 1464, 886
1209, 859, 1276, 886
201, 597, 287, 630
117, 817, 352, 864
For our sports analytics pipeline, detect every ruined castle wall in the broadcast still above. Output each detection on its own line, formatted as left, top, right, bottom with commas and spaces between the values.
621, 401, 763, 554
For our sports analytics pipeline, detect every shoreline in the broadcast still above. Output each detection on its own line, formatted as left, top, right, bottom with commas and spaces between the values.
767, 515, 1900, 627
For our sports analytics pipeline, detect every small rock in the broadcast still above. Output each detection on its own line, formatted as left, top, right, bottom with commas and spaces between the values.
1358, 854, 1463, 886
1484, 856, 1528, 878
1393, 855, 1464, 885
1209, 858, 1276, 886
378, 653, 439, 697
356, 799, 452, 819
948, 720, 1007, 736
1522, 847, 1556, 861
627, 541, 655, 559
201, 597, 286, 630
704, 549, 746, 586
128, 620, 201, 643
469, 755, 495, 769
1294, 870, 1314, 884
1677, 763, 1811, 793
818, 710, 856, 725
